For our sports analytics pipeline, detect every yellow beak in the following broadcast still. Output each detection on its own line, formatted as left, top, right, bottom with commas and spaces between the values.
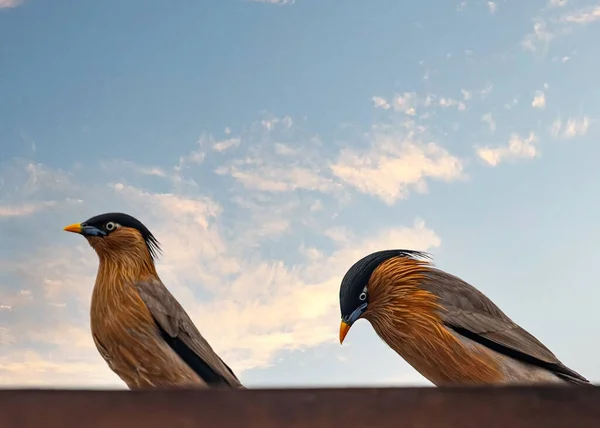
63, 223, 82, 234
339, 320, 351, 344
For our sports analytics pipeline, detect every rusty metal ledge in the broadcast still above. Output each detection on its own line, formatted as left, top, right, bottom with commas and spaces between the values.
0, 386, 599, 428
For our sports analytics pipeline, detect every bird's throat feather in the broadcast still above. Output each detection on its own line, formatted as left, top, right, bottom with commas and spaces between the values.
91, 257, 156, 328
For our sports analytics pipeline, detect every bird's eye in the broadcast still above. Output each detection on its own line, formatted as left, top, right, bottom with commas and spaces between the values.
359, 292, 367, 301
105, 221, 117, 231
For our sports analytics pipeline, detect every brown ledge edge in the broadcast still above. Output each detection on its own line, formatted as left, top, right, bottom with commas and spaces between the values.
0, 386, 599, 428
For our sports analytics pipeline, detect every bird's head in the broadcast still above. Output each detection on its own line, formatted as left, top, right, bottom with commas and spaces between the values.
63, 212, 161, 262
338, 249, 432, 344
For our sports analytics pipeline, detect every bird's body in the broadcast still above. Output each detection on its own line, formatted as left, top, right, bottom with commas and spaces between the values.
65, 213, 243, 390
90, 267, 203, 389
339, 250, 590, 386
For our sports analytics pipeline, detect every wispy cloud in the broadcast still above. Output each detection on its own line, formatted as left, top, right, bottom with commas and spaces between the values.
532, 90, 546, 109
521, 19, 556, 52
522, 4, 600, 53
548, 0, 568, 7
0, 0, 23, 8
561, 5, 600, 24
388, 92, 467, 116
214, 120, 340, 195
218, 162, 338, 193
393, 92, 419, 116
477, 132, 539, 166
372, 96, 391, 110
481, 113, 496, 132
0, 201, 57, 217
479, 83, 494, 98
550, 116, 591, 139
438, 97, 466, 111
330, 123, 464, 205
488, 1, 497, 14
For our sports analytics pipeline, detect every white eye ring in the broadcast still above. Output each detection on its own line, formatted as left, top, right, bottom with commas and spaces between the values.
105, 222, 118, 231
359, 292, 367, 301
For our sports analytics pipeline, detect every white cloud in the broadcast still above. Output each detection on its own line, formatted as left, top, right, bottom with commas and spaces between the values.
532, 90, 546, 109
0, 0, 23, 8
522, 5, 600, 53
561, 119, 589, 137
274, 143, 298, 156
548, 0, 568, 7
504, 98, 518, 110
372, 96, 391, 110
393, 92, 419, 116
550, 116, 591, 139
479, 83, 494, 98
438, 97, 466, 111
212, 117, 346, 199
521, 19, 555, 52
218, 163, 338, 193
488, 1, 497, 14
330, 123, 464, 205
0, 201, 56, 217
481, 113, 496, 132
0, 349, 123, 388
561, 6, 600, 24
101, 159, 169, 178
388, 92, 467, 116
550, 119, 562, 137
213, 137, 241, 152
477, 132, 539, 166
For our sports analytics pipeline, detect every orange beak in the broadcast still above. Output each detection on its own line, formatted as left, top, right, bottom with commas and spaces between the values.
339, 320, 351, 344
63, 223, 82, 234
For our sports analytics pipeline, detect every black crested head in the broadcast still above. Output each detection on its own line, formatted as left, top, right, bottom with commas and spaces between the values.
82, 212, 162, 260
339, 249, 431, 318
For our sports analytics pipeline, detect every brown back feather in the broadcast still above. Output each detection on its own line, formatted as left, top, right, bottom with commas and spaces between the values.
420, 268, 590, 385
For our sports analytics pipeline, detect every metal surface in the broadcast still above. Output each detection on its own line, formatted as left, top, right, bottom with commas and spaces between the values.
0, 386, 599, 428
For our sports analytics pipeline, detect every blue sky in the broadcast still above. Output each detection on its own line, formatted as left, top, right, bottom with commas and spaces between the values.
1, 0, 599, 388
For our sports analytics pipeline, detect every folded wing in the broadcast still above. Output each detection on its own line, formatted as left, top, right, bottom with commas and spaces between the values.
135, 277, 243, 388
422, 269, 589, 385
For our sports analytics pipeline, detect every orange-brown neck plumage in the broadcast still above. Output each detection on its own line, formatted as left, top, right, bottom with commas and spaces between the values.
364, 257, 438, 328
89, 228, 157, 279
363, 257, 503, 385
88, 227, 158, 322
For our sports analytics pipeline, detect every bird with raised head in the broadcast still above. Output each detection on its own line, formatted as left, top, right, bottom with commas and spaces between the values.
63, 212, 243, 390
338, 249, 590, 386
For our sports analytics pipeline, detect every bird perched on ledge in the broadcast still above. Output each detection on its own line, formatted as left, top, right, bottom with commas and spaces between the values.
64, 212, 243, 390
338, 250, 590, 386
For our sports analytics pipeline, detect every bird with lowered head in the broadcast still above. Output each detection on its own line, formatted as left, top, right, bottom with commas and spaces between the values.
338, 249, 590, 386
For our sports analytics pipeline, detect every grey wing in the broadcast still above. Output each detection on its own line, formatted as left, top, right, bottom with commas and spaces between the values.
421, 269, 589, 385
135, 277, 244, 388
